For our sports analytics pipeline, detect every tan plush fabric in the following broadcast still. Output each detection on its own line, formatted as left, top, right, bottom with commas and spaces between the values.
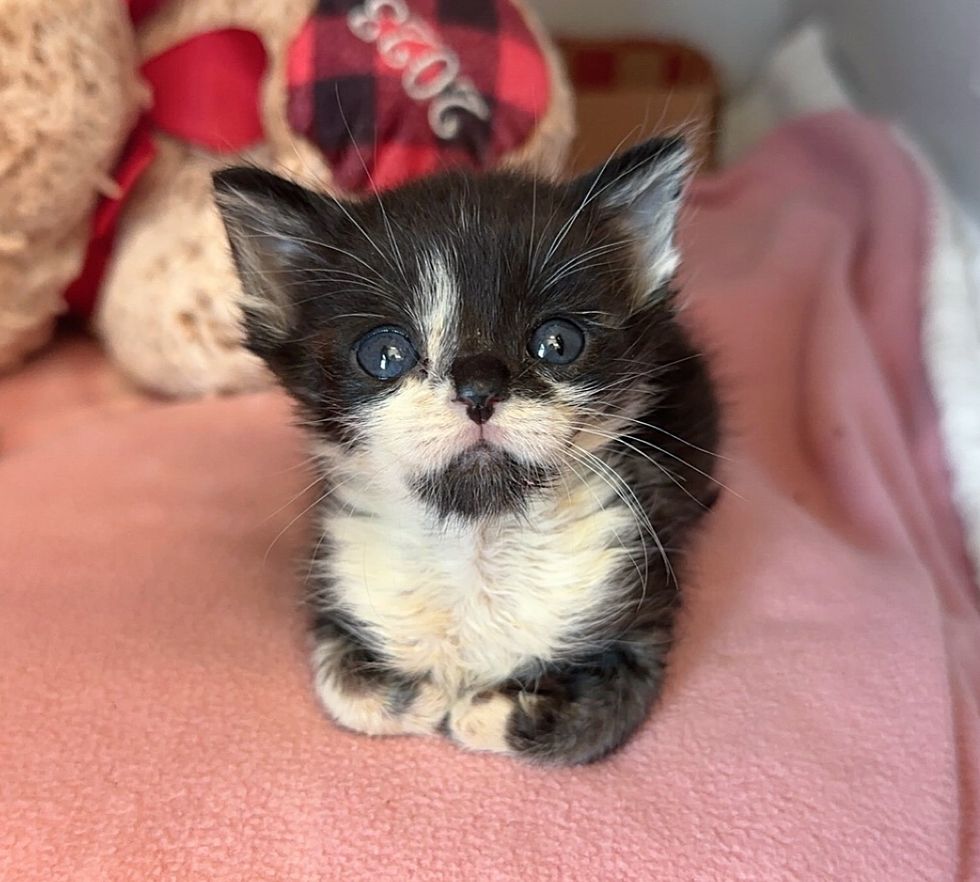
0, 0, 144, 374
96, 137, 272, 397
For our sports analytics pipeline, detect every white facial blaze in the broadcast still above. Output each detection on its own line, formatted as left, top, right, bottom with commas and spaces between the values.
412, 251, 458, 374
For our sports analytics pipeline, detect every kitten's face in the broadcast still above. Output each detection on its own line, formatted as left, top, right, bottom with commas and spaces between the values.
214, 138, 688, 520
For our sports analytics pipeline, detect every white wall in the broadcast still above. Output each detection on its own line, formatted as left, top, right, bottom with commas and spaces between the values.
816, 0, 980, 219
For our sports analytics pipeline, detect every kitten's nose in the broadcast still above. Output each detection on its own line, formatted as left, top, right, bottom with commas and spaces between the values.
451, 354, 510, 424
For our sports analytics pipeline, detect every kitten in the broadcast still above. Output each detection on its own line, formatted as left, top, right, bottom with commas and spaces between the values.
213, 136, 719, 765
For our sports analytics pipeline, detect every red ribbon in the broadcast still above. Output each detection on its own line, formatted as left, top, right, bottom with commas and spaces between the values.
64, 1, 267, 317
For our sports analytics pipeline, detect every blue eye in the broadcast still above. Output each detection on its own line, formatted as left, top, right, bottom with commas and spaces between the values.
529, 318, 585, 365
355, 327, 419, 380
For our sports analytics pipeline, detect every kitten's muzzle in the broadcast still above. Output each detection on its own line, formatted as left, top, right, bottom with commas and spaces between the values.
451, 354, 510, 425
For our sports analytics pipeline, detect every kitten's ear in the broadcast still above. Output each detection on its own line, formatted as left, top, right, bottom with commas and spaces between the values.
212, 167, 337, 357
572, 135, 691, 293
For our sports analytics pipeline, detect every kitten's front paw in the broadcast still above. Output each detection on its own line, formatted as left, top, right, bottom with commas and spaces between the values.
447, 690, 524, 756
448, 645, 665, 765
312, 641, 449, 737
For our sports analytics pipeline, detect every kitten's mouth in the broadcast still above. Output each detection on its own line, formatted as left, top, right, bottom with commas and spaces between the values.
460, 439, 502, 459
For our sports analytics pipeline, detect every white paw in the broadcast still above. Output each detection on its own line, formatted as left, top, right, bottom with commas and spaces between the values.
313, 661, 448, 737
398, 680, 453, 734
448, 691, 517, 755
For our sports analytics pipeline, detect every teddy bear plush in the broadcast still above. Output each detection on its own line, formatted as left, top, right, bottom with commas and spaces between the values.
0, 0, 573, 396
0, 0, 144, 374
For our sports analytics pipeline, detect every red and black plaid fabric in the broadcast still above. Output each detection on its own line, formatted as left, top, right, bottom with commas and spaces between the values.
287, 0, 551, 193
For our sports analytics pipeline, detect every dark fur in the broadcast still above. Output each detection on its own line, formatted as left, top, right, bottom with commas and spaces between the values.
413, 446, 556, 519
214, 137, 720, 765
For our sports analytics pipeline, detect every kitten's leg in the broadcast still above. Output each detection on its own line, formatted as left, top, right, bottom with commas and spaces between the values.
311, 616, 448, 737
447, 642, 665, 765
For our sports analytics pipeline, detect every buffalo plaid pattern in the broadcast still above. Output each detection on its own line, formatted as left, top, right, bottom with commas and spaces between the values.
286, 0, 551, 193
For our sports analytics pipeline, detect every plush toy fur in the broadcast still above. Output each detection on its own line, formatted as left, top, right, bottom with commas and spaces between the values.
0, 0, 144, 374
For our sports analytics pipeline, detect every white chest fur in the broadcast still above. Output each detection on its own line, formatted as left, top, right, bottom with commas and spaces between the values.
317, 474, 640, 691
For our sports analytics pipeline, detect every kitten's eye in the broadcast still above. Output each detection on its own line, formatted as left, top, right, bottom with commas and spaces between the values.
355, 327, 419, 380
529, 318, 585, 365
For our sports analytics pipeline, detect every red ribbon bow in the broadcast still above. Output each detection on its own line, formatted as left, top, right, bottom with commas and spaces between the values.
64, 0, 268, 317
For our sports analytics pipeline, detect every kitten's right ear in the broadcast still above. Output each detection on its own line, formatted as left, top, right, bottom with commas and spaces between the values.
570, 136, 691, 295
212, 167, 333, 356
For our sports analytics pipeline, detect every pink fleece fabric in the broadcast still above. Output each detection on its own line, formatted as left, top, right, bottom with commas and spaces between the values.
1, 112, 978, 881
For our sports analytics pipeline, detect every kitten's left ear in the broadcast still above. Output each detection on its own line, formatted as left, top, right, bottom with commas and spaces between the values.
212, 166, 344, 364
573, 135, 691, 293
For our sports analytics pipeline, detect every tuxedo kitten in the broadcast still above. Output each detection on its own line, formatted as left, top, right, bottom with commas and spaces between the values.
213, 136, 719, 765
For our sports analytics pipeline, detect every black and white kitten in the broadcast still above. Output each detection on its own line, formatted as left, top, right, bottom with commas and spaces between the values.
213, 137, 719, 766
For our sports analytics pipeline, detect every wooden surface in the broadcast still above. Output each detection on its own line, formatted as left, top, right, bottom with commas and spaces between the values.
558, 38, 720, 175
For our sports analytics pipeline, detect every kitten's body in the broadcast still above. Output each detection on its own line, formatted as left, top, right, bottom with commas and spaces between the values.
319, 469, 639, 692
214, 138, 719, 765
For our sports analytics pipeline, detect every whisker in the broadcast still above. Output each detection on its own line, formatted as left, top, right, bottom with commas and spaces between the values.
573, 403, 725, 461
262, 476, 355, 564
557, 448, 650, 602
569, 424, 711, 510
571, 411, 739, 498
537, 238, 635, 293
333, 84, 412, 290
527, 173, 538, 272
259, 472, 324, 526
538, 125, 647, 272
568, 441, 674, 587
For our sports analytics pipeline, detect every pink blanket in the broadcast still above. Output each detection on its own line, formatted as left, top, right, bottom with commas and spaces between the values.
2, 112, 978, 881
